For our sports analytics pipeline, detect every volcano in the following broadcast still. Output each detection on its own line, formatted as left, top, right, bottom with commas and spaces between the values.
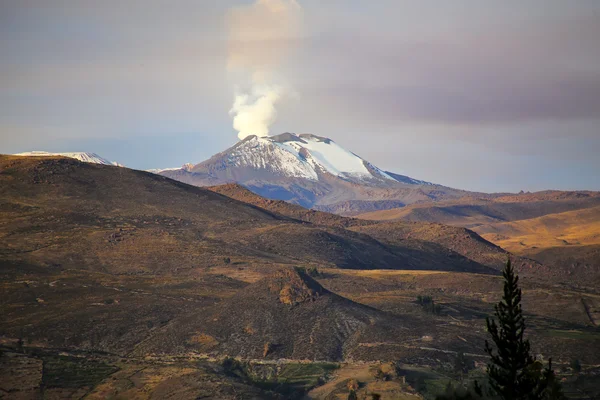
158, 133, 474, 215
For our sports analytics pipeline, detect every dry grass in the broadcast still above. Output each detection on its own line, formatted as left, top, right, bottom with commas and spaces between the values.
308, 362, 419, 400
357, 193, 600, 228
0, 155, 421, 274
474, 206, 600, 253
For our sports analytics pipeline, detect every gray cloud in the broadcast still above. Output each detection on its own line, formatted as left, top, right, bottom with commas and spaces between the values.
302, 75, 600, 125
285, 10, 600, 125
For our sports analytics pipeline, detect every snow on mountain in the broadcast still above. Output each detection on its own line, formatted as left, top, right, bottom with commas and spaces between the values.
14, 151, 120, 166
276, 134, 377, 179
147, 163, 194, 175
200, 133, 404, 184
147, 167, 181, 174
156, 132, 468, 214
226, 135, 318, 180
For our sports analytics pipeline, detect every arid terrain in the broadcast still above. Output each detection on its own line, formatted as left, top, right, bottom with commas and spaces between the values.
359, 193, 600, 290
1, 156, 600, 399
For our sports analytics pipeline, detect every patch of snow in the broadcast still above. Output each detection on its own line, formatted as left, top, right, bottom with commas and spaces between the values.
286, 137, 370, 177
363, 161, 397, 181
229, 137, 319, 180
147, 167, 181, 174
266, 134, 397, 182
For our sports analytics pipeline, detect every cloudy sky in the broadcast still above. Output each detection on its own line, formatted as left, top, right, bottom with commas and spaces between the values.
1, 1, 599, 192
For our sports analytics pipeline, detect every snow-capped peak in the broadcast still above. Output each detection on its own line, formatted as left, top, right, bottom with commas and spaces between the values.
225, 135, 318, 180
171, 132, 414, 185
230, 133, 398, 182
14, 151, 121, 166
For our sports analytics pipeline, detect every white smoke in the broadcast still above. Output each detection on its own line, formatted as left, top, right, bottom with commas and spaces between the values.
227, 0, 302, 140
230, 85, 283, 138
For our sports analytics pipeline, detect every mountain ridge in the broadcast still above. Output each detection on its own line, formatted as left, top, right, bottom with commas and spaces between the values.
0, 154, 498, 276
206, 183, 542, 277
13, 151, 121, 166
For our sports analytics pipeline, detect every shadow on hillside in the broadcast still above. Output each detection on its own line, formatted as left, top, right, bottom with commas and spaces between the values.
386, 243, 500, 275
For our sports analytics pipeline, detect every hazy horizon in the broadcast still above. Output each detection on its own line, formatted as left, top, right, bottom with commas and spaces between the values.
2, 1, 600, 193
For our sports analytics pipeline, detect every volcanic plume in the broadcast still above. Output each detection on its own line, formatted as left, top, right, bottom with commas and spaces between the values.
226, 0, 302, 140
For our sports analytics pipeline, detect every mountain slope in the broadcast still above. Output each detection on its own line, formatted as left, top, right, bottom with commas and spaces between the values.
158, 133, 473, 213
472, 206, 600, 286
358, 192, 600, 227
13, 151, 119, 166
357, 192, 600, 287
1, 155, 496, 275
207, 183, 361, 228
521, 244, 600, 286
132, 268, 402, 360
207, 183, 506, 274
474, 205, 600, 251
0, 155, 285, 275
349, 221, 535, 273
209, 182, 600, 285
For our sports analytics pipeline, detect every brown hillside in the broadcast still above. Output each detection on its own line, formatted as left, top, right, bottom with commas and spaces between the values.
474, 206, 600, 252
357, 194, 600, 228
2, 159, 600, 398
207, 183, 363, 228
208, 184, 531, 274
349, 221, 539, 274
472, 206, 600, 287
493, 191, 600, 203
133, 268, 433, 361
356, 193, 600, 287
0, 155, 411, 273
522, 244, 600, 287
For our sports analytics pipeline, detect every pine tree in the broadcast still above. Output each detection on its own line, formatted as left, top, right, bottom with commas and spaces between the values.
483, 259, 552, 400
